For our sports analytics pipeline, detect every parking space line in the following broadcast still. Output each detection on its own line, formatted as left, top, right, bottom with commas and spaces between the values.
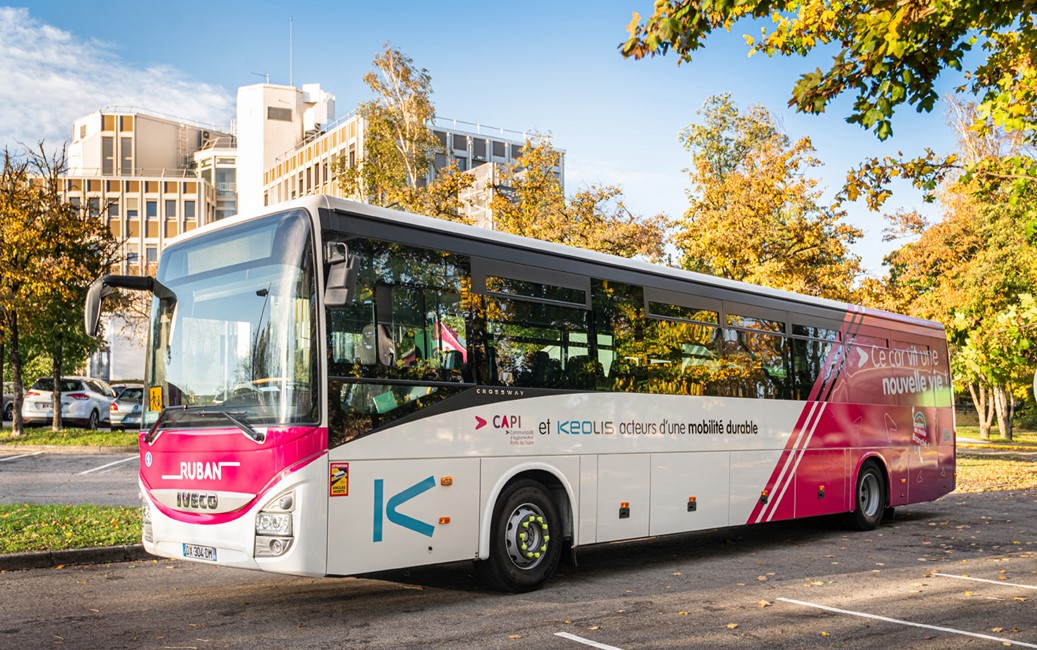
933, 573, 1037, 591
778, 598, 1037, 648
78, 456, 136, 475
555, 632, 625, 650
0, 451, 43, 462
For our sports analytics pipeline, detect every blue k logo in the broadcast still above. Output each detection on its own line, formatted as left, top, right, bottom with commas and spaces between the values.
373, 476, 436, 542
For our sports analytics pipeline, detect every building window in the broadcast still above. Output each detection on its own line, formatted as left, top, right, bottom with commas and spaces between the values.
184, 200, 196, 219
146, 247, 158, 264
87, 198, 100, 217
165, 200, 176, 219
267, 107, 292, 121
492, 141, 506, 158
120, 138, 133, 175
452, 134, 467, 151
108, 202, 120, 218
102, 137, 114, 175
146, 201, 157, 218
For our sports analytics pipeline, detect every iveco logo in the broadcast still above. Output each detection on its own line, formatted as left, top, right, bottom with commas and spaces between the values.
176, 491, 219, 510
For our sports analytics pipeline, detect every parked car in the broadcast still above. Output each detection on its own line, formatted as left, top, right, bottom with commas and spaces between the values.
109, 385, 144, 431
21, 377, 116, 429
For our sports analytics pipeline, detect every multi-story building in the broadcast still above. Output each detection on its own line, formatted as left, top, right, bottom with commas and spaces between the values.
65, 109, 235, 275
237, 83, 563, 229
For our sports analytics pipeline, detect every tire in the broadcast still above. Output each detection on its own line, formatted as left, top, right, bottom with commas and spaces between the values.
87, 410, 99, 431
842, 461, 887, 531
475, 479, 563, 593
3, 403, 11, 421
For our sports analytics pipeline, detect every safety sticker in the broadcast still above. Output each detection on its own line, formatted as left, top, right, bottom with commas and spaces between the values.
330, 462, 349, 497
149, 386, 163, 412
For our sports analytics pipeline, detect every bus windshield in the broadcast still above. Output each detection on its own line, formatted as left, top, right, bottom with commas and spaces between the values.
144, 209, 317, 427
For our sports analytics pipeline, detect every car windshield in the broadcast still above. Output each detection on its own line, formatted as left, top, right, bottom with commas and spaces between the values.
118, 388, 144, 401
145, 210, 317, 427
33, 379, 82, 392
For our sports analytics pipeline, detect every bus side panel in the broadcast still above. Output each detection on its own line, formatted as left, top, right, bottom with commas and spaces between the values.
579, 455, 598, 545
886, 448, 911, 507
731, 449, 786, 525
650, 451, 730, 536
792, 449, 848, 518
597, 454, 651, 543
325, 458, 479, 576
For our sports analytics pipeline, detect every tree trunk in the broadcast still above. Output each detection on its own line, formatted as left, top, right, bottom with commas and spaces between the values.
968, 382, 993, 440
993, 384, 1010, 441
51, 336, 63, 432
9, 312, 23, 437
1006, 390, 1016, 442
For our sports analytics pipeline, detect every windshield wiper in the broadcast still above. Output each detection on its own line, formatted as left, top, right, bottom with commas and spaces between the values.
145, 405, 265, 443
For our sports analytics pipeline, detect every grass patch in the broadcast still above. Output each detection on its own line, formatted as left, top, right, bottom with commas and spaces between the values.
956, 454, 1037, 493
0, 504, 141, 554
0, 427, 138, 448
954, 413, 1037, 446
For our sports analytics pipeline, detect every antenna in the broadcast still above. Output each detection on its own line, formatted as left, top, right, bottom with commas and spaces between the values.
251, 71, 270, 84
289, 16, 293, 87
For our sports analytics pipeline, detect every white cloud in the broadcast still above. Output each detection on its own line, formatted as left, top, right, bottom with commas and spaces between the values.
0, 7, 233, 148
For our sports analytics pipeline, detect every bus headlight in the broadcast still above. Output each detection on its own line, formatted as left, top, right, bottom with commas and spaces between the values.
255, 490, 294, 558
256, 512, 292, 536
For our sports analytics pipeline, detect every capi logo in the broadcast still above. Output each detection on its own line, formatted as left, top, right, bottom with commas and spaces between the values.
475, 414, 522, 430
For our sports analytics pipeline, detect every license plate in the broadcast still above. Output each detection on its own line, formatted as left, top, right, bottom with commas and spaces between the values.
35, 403, 47, 410
182, 543, 217, 561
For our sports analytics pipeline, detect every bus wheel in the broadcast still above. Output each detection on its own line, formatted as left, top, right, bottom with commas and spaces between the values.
476, 479, 562, 593
843, 461, 886, 531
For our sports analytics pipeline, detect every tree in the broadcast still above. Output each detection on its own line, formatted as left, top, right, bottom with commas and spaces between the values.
490, 134, 667, 260
676, 95, 862, 299
622, 1, 1037, 141
0, 144, 117, 434
333, 45, 473, 220
622, 1, 1037, 232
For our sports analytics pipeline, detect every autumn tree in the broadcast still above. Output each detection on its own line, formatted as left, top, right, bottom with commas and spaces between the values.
676, 95, 862, 299
491, 134, 667, 260
333, 44, 473, 218
622, 1, 1037, 232
0, 144, 118, 434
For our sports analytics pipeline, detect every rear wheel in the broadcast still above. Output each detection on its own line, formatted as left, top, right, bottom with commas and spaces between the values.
843, 461, 887, 531
476, 480, 563, 593
87, 409, 99, 430
3, 402, 12, 421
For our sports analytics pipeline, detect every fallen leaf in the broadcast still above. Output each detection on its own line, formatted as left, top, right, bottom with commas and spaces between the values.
672, 572, 681, 576
756, 576, 768, 582
589, 626, 600, 631
758, 600, 770, 608
1014, 597, 1027, 602
726, 623, 739, 629
678, 611, 688, 616
991, 628, 1003, 633
509, 635, 522, 639
820, 631, 829, 637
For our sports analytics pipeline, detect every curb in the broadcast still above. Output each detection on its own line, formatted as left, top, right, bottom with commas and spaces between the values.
0, 544, 151, 572
0, 445, 137, 454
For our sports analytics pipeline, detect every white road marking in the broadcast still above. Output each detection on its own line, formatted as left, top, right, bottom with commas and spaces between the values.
778, 597, 1037, 648
0, 451, 43, 462
78, 456, 136, 475
555, 632, 625, 650
933, 572, 1037, 591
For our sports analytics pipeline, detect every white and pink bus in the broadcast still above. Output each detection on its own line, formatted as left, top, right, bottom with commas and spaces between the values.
86, 195, 955, 592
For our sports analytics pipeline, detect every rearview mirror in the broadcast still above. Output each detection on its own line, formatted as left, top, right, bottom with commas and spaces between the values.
84, 278, 115, 337
324, 241, 358, 307
83, 274, 177, 337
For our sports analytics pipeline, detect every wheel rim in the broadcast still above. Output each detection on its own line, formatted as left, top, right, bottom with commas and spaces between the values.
504, 502, 551, 570
859, 471, 881, 518
89, 412, 98, 429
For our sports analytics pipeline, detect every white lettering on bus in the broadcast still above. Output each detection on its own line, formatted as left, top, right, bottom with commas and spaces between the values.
160, 461, 241, 481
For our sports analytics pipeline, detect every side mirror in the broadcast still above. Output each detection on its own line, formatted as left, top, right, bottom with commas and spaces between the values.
84, 278, 115, 337
324, 241, 358, 307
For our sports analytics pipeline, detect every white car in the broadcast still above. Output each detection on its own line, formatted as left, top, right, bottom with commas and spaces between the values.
22, 377, 116, 429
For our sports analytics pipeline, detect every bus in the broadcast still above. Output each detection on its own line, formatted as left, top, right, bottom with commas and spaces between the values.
85, 195, 955, 592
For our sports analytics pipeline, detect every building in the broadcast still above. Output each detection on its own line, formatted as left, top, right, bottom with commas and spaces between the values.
236, 83, 562, 229
65, 109, 236, 275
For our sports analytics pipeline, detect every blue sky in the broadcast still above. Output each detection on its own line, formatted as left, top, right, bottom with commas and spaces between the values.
3, 2, 965, 274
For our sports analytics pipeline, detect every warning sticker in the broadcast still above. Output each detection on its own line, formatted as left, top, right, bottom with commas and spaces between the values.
330, 462, 349, 497
149, 386, 163, 412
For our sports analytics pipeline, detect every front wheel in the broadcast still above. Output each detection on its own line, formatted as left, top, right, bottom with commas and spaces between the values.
842, 461, 887, 531
475, 480, 563, 593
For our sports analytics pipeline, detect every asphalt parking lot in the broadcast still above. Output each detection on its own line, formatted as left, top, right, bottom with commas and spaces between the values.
2, 486, 1035, 649
0, 450, 138, 506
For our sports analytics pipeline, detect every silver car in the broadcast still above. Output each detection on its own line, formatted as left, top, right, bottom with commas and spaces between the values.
109, 385, 144, 431
22, 377, 116, 429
